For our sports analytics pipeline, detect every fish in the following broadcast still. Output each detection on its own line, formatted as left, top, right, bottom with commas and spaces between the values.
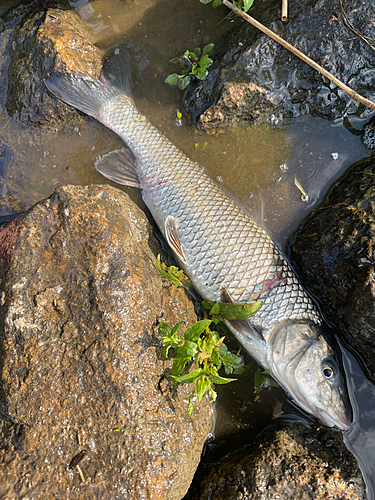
45, 62, 352, 431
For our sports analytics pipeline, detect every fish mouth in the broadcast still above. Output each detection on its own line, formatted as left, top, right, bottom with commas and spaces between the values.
314, 406, 351, 431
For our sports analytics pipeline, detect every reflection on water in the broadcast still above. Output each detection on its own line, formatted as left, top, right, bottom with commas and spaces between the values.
344, 347, 375, 500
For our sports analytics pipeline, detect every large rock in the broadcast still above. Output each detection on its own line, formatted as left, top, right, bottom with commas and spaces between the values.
288, 154, 375, 379
184, 421, 365, 500
0, 185, 212, 499
3, 1, 105, 129
185, 0, 375, 128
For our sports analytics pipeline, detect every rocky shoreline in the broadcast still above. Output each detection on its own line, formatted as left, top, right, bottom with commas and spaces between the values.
0, 0, 373, 498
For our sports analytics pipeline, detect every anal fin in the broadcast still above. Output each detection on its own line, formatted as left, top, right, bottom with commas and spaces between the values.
95, 148, 140, 188
165, 215, 186, 264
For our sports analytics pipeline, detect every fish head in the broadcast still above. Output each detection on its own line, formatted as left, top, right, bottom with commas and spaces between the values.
268, 320, 352, 430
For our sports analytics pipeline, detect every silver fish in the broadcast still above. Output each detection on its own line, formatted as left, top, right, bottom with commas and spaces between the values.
46, 67, 352, 430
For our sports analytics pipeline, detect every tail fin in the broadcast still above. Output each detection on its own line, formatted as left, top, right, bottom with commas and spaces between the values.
45, 47, 133, 120
45, 73, 123, 121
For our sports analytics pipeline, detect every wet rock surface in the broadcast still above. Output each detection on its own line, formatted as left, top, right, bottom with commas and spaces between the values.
2, 1, 105, 129
289, 154, 375, 379
185, 0, 375, 128
184, 421, 365, 500
0, 185, 212, 500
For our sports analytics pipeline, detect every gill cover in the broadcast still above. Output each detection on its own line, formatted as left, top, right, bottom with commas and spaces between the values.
267, 320, 352, 430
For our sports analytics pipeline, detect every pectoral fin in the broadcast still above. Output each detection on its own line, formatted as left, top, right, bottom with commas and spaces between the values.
165, 215, 186, 264
220, 285, 265, 343
95, 148, 140, 188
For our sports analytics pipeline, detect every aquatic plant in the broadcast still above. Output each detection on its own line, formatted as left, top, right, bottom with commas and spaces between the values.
157, 255, 262, 413
165, 43, 214, 90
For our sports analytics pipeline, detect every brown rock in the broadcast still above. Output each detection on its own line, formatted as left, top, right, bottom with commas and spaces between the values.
5, 2, 105, 129
0, 185, 212, 499
185, 421, 365, 500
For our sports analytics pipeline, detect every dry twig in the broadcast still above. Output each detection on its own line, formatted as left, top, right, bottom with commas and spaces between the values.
281, 0, 287, 21
340, 0, 375, 52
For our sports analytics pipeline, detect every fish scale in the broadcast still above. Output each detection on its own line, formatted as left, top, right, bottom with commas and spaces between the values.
98, 96, 322, 338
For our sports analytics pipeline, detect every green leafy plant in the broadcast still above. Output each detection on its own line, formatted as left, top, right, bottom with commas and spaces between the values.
157, 254, 192, 290
165, 43, 214, 90
157, 255, 262, 413
201, 0, 255, 13
254, 368, 279, 395
159, 319, 241, 413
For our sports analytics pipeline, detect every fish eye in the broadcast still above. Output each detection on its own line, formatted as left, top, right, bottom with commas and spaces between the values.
322, 361, 337, 380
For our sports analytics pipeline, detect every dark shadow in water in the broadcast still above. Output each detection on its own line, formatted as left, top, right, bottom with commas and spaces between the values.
343, 345, 375, 500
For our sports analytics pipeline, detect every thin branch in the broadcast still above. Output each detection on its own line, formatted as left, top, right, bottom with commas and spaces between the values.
221, 0, 375, 111
340, 0, 375, 52
281, 0, 287, 22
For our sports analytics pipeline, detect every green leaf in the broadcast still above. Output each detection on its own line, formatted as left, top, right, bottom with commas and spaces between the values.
172, 356, 191, 377
200, 0, 213, 4
196, 69, 208, 80
243, 0, 255, 12
176, 340, 198, 358
196, 376, 209, 400
171, 321, 184, 336
159, 321, 184, 358
191, 63, 199, 75
219, 344, 243, 373
157, 255, 191, 288
193, 47, 202, 57
158, 322, 172, 339
254, 369, 278, 394
202, 300, 214, 311
202, 299, 262, 320
165, 73, 181, 86
199, 55, 213, 69
202, 43, 214, 55
218, 301, 263, 320
184, 319, 212, 342
172, 368, 203, 384
178, 75, 191, 90
268, 378, 280, 388
210, 373, 237, 384
209, 302, 220, 316
233, 363, 246, 375
199, 334, 214, 357
213, 0, 221, 6
210, 348, 221, 368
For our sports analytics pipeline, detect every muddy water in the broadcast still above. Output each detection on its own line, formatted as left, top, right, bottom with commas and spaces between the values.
0, 0, 374, 462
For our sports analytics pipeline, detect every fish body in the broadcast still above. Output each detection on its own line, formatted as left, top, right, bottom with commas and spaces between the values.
46, 68, 351, 430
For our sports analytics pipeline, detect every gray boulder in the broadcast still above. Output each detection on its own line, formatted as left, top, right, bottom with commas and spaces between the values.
289, 154, 375, 379
185, 0, 375, 129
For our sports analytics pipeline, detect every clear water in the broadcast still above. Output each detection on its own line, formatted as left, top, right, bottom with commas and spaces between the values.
1, 0, 375, 495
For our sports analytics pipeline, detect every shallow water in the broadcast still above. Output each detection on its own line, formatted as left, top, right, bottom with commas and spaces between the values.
1, 0, 375, 493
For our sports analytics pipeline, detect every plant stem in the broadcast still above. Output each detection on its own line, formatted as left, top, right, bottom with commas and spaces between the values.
222, 0, 375, 111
